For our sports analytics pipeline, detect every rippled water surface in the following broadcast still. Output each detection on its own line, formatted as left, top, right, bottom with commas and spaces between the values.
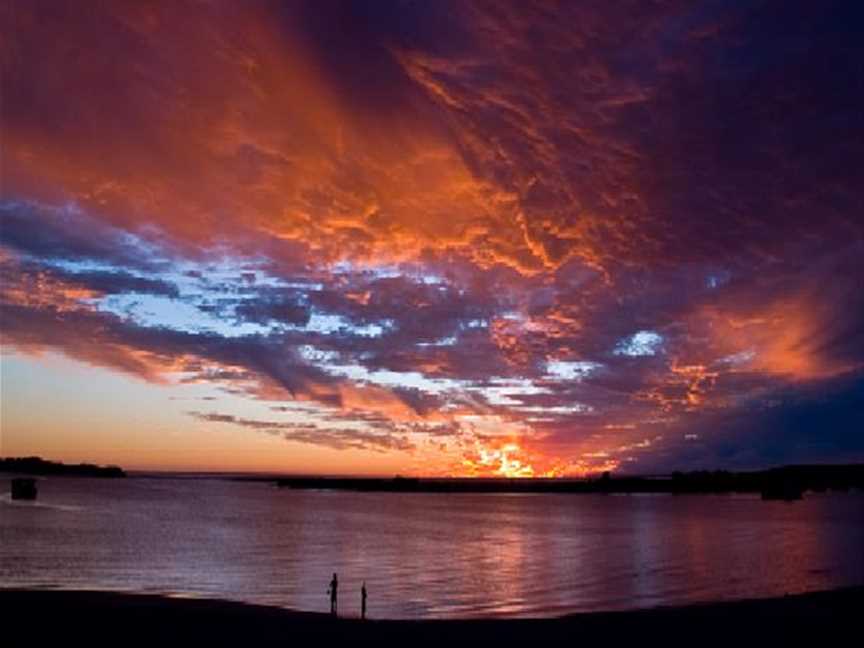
2, 477, 863, 618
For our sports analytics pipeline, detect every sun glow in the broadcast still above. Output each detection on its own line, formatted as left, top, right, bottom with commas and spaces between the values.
461, 442, 536, 478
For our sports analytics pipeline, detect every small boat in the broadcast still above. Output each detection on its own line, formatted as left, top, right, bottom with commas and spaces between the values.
11, 477, 38, 500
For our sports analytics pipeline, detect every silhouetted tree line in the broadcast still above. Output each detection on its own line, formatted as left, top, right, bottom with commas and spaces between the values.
276, 464, 864, 498
0, 456, 126, 478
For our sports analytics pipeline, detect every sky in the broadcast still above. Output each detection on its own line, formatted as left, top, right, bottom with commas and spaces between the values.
1, 0, 863, 476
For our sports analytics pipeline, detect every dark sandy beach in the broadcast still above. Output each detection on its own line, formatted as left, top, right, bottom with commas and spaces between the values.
2, 587, 861, 647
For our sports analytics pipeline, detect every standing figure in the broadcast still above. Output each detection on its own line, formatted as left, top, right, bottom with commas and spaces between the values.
361, 582, 367, 620
328, 572, 339, 616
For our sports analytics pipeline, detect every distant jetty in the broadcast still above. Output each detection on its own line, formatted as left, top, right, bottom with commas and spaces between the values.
0, 457, 126, 478
760, 481, 805, 501
276, 464, 864, 498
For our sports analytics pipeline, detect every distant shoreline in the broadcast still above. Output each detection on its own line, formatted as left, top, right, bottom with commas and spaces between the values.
274, 464, 864, 497
3, 586, 862, 646
0, 457, 125, 478
3, 459, 863, 498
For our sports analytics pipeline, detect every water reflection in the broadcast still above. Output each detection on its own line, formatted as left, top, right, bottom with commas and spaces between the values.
1, 478, 863, 618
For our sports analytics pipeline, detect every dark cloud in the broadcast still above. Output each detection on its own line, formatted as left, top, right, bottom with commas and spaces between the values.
640, 373, 864, 471
189, 411, 415, 453
0, 298, 329, 395
233, 296, 310, 326
0, 201, 164, 269
67, 270, 179, 297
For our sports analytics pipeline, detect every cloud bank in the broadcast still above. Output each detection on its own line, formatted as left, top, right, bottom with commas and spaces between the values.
2, 0, 863, 474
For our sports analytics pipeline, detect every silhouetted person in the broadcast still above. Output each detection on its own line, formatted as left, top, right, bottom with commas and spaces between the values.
328, 573, 338, 616
361, 582, 367, 620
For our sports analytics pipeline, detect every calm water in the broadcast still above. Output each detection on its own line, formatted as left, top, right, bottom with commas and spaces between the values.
2, 476, 863, 618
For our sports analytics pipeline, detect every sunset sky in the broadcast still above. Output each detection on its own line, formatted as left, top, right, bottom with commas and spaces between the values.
1, 0, 862, 476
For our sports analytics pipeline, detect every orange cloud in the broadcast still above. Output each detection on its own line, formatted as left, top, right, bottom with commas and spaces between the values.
3, 1, 863, 475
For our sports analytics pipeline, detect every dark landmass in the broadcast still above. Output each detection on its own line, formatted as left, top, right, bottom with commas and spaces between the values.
276, 464, 864, 498
0, 456, 125, 478
2, 587, 861, 647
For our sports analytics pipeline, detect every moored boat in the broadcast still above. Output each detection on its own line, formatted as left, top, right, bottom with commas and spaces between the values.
10, 477, 38, 500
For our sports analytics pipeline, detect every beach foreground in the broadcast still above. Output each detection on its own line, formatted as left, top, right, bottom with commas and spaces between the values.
2, 587, 861, 647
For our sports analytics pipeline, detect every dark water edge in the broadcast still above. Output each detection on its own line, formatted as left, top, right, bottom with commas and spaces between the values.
3, 587, 863, 647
